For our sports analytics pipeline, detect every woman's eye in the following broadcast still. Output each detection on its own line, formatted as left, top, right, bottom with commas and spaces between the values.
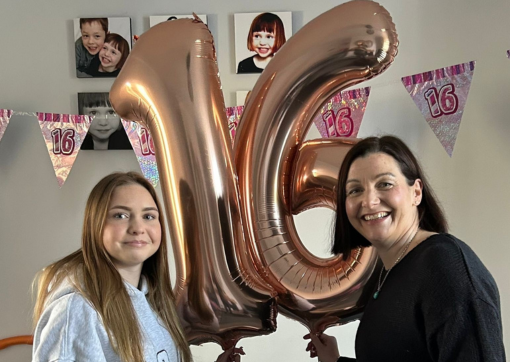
144, 214, 157, 220
113, 213, 128, 219
347, 188, 361, 196
378, 182, 393, 189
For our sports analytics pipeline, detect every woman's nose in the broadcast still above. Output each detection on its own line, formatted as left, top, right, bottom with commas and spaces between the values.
361, 188, 379, 208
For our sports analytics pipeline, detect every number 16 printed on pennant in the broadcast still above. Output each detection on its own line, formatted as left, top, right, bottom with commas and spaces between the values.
37, 113, 92, 187
313, 87, 370, 139
402, 61, 475, 157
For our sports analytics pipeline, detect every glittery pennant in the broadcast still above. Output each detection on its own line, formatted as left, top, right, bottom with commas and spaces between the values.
402, 61, 476, 157
37, 113, 92, 187
226, 106, 244, 147
121, 120, 159, 187
0, 109, 13, 144
313, 87, 370, 138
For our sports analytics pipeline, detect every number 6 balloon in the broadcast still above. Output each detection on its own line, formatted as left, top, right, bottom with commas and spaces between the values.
110, 0, 398, 349
234, 1, 398, 334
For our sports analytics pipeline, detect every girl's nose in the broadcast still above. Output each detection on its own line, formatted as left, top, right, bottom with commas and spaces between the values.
96, 117, 108, 126
128, 218, 144, 235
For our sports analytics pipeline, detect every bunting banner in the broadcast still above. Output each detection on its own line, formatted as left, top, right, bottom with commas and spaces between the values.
226, 106, 244, 146
0, 109, 13, 144
402, 61, 476, 157
121, 120, 159, 187
313, 87, 370, 138
37, 113, 92, 187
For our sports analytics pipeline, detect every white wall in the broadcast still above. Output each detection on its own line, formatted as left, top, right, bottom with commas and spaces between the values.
1, 0, 509, 361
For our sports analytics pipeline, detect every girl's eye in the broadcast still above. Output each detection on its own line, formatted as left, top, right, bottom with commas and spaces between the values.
88, 110, 97, 116
144, 214, 157, 220
107, 110, 116, 116
113, 213, 128, 219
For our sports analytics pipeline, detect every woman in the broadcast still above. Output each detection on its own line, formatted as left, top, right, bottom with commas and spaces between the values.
305, 136, 505, 361
32, 172, 241, 362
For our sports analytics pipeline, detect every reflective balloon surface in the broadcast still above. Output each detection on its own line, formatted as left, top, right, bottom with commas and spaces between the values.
110, 16, 277, 349
233, 0, 398, 333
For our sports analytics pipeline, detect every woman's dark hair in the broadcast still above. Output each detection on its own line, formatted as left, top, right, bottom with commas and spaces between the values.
332, 135, 448, 260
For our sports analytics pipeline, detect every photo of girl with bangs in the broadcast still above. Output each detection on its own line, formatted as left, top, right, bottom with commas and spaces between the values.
78, 92, 132, 150
85, 33, 130, 77
235, 12, 292, 74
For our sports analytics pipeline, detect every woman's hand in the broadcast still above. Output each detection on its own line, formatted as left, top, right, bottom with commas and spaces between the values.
304, 333, 340, 362
215, 346, 245, 362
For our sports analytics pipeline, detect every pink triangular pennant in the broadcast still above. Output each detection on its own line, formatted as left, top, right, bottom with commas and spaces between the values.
313, 87, 370, 138
402, 61, 475, 157
226, 106, 244, 147
121, 120, 159, 187
0, 109, 13, 144
37, 113, 91, 187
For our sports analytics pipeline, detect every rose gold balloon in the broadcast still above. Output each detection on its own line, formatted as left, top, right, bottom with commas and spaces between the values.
234, 0, 398, 333
291, 138, 359, 214
110, 17, 276, 350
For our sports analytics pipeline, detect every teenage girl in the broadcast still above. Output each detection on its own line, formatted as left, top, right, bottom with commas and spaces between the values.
32, 172, 246, 362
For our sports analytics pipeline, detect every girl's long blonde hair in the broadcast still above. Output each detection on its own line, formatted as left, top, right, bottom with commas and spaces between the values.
33, 172, 192, 362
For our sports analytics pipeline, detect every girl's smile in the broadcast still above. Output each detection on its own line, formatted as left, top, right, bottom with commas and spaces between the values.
99, 42, 122, 71
252, 31, 275, 58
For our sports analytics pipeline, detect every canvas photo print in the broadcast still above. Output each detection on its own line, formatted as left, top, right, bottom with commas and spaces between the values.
78, 92, 132, 150
74, 17, 132, 78
234, 12, 292, 74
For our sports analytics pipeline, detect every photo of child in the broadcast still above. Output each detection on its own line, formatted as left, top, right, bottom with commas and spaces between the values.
75, 18, 108, 74
85, 33, 130, 77
74, 17, 131, 78
78, 93, 132, 150
234, 12, 292, 74
149, 14, 208, 28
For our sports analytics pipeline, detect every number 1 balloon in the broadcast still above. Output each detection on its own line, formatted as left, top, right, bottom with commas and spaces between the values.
110, 17, 276, 350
